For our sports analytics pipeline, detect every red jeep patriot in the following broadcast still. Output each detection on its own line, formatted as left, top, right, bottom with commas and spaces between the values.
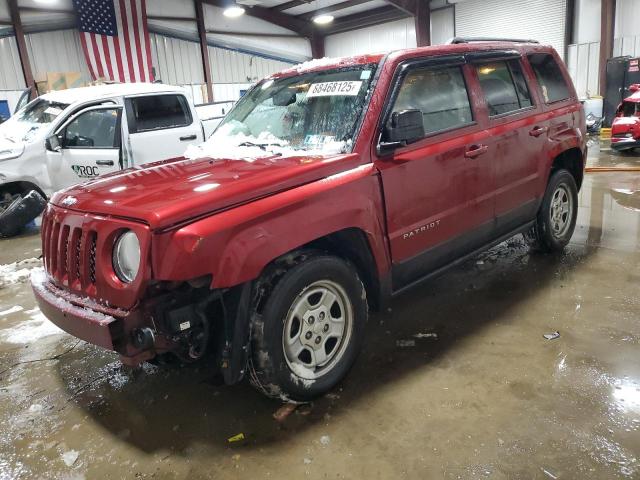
32, 39, 586, 401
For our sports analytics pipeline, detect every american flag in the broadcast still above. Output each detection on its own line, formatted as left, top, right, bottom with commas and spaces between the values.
73, 0, 154, 83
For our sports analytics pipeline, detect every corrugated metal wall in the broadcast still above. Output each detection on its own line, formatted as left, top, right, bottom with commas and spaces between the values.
208, 46, 292, 84
0, 36, 25, 89
150, 32, 293, 86
325, 18, 417, 57
455, 0, 568, 59
150, 32, 204, 85
26, 29, 91, 82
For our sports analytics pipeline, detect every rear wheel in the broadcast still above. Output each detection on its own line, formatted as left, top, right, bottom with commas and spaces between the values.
525, 169, 578, 252
249, 254, 367, 402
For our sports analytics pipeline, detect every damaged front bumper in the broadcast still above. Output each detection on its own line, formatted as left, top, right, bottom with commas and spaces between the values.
31, 270, 158, 365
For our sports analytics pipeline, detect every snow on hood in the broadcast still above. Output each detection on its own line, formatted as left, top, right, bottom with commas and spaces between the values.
185, 120, 350, 161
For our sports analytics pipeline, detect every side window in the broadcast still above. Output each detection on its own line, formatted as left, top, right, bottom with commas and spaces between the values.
476, 60, 532, 116
390, 65, 473, 136
128, 94, 192, 133
63, 108, 120, 148
528, 53, 571, 103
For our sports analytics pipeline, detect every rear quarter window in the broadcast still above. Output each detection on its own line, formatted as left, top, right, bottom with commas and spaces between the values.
127, 94, 192, 133
528, 53, 571, 104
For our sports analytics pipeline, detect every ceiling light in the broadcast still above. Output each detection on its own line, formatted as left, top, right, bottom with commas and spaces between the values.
223, 5, 246, 17
313, 14, 334, 25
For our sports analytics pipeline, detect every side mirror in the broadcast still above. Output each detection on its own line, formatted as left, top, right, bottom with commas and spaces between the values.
378, 109, 424, 154
46, 134, 61, 152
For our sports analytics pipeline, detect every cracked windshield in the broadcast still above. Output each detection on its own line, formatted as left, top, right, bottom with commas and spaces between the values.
0, 99, 68, 143
187, 65, 377, 159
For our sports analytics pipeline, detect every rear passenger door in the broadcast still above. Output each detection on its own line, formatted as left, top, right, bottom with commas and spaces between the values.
124, 93, 203, 167
374, 58, 495, 291
471, 54, 544, 234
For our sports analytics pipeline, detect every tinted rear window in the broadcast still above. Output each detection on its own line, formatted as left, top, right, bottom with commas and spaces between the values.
528, 53, 571, 103
129, 94, 191, 132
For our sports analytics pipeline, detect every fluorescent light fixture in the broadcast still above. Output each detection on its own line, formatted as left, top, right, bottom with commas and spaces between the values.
313, 14, 334, 25
34, 0, 58, 4
223, 5, 246, 17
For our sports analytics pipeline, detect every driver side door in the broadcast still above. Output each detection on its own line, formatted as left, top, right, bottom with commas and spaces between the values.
46, 106, 122, 191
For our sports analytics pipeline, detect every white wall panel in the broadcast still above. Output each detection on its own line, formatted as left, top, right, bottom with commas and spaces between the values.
567, 41, 600, 98
325, 18, 417, 57
615, 0, 640, 39
0, 36, 25, 89
0, 0, 8, 22
455, 0, 567, 59
573, 0, 600, 44
431, 6, 454, 45
0, 89, 26, 112
25, 29, 90, 82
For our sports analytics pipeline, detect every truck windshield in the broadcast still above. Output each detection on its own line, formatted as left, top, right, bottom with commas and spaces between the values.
0, 98, 69, 143
187, 64, 377, 159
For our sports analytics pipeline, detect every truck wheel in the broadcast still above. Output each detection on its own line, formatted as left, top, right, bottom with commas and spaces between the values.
0, 190, 47, 238
249, 254, 367, 402
0, 190, 47, 237
525, 169, 578, 252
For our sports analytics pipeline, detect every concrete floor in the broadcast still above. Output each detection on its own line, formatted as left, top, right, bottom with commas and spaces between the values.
0, 138, 639, 479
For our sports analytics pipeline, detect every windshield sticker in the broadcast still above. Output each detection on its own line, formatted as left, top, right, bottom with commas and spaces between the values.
44, 107, 63, 116
360, 70, 372, 80
306, 81, 363, 97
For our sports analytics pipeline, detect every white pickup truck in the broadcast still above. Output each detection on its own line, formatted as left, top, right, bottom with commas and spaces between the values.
0, 83, 221, 235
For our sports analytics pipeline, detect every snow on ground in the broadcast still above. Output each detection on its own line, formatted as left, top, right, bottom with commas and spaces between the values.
0, 257, 42, 289
0, 310, 63, 344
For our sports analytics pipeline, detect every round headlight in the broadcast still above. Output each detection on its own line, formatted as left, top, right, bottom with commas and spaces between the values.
113, 230, 140, 283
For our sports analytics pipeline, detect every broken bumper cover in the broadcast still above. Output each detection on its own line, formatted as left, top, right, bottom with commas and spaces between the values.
610, 138, 640, 150
31, 271, 125, 351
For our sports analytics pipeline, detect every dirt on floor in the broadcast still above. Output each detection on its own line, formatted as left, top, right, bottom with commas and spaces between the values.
0, 137, 639, 479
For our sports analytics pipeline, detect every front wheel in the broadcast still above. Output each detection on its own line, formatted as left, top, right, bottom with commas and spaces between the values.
525, 169, 578, 252
0, 190, 47, 238
249, 254, 367, 402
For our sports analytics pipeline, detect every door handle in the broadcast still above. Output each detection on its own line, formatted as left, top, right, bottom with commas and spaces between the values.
180, 134, 197, 141
529, 126, 549, 137
95, 160, 114, 166
464, 144, 488, 159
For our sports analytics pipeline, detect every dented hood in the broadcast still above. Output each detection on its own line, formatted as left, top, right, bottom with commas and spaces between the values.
50, 153, 362, 230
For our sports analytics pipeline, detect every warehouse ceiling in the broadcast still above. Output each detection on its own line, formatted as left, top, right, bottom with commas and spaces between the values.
225, 0, 415, 35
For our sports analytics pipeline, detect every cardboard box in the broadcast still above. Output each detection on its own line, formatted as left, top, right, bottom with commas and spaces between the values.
34, 72, 85, 95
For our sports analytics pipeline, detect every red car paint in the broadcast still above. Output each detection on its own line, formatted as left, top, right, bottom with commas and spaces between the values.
33, 41, 586, 370
611, 85, 640, 150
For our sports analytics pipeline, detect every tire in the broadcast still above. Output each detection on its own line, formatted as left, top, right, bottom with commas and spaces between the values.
248, 253, 368, 402
525, 169, 578, 252
0, 190, 47, 238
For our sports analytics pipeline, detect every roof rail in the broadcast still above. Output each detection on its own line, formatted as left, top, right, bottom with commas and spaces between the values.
447, 37, 539, 44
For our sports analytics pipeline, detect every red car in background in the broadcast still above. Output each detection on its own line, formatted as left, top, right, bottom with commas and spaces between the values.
611, 84, 640, 151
